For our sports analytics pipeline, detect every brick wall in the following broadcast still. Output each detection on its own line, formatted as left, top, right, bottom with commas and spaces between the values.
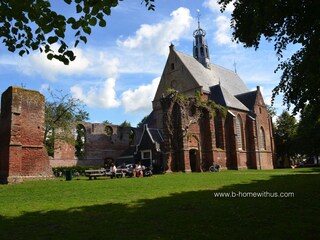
0, 87, 52, 184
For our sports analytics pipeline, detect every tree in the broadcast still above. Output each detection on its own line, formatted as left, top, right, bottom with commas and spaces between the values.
45, 89, 89, 156
120, 120, 131, 127
218, 0, 320, 116
0, 0, 155, 65
296, 105, 320, 163
137, 115, 149, 128
102, 120, 112, 124
274, 111, 298, 167
266, 104, 276, 119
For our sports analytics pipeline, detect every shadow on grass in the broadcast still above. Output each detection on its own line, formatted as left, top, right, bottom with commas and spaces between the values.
1, 172, 319, 240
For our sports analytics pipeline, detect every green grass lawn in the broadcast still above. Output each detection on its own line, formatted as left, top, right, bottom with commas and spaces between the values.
0, 168, 319, 240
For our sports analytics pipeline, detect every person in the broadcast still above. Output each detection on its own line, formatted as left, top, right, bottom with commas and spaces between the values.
110, 163, 117, 178
136, 162, 142, 177
111, 163, 117, 173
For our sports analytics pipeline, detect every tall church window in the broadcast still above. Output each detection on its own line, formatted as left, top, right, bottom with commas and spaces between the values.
214, 116, 224, 149
260, 127, 266, 150
236, 115, 244, 150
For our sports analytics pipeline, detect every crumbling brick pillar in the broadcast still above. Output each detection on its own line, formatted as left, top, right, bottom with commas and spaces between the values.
0, 87, 52, 184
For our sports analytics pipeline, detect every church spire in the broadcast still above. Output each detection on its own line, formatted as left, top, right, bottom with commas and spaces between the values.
193, 10, 210, 69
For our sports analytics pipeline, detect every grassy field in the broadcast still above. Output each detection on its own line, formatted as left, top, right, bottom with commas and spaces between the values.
0, 168, 319, 240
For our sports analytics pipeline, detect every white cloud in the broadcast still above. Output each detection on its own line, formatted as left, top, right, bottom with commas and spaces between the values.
9, 7, 192, 114
70, 78, 121, 108
117, 7, 192, 56
214, 15, 237, 47
121, 77, 160, 113
203, 0, 234, 13
18, 46, 90, 82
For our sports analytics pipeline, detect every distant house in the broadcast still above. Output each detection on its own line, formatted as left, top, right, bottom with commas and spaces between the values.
135, 124, 164, 173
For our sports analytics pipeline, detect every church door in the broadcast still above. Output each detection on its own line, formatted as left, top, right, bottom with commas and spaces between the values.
189, 149, 199, 172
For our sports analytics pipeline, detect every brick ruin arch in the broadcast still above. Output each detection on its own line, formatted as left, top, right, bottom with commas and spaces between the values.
0, 87, 52, 184
75, 123, 86, 159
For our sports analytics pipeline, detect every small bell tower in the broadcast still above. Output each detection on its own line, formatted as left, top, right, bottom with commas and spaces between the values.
193, 10, 210, 68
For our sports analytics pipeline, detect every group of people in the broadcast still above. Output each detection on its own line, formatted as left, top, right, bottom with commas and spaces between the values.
109, 162, 145, 177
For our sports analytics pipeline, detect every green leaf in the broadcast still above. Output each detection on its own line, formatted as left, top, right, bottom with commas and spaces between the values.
83, 5, 90, 14
67, 17, 76, 24
80, 36, 87, 44
11, 27, 18, 35
76, 4, 82, 13
58, 42, 67, 53
55, 29, 65, 38
64, 0, 72, 4
64, 50, 76, 61
19, 50, 26, 56
35, 27, 42, 34
62, 58, 70, 65
74, 39, 80, 47
89, 17, 97, 26
47, 53, 54, 60
99, 19, 106, 27
48, 36, 58, 44
103, 8, 111, 15
83, 26, 91, 35
75, 30, 81, 37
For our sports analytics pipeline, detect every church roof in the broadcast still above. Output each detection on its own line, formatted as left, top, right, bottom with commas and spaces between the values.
175, 50, 249, 95
235, 90, 258, 110
174, 49, 250, 111
210, 85, 249, 111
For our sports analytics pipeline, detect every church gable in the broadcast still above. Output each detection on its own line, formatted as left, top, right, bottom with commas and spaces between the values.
153, 45, 202, 103
236, 86, 266, 112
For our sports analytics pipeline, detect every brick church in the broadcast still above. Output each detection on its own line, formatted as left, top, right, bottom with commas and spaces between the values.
138, 18, 275, 171
0, 18, 275, 183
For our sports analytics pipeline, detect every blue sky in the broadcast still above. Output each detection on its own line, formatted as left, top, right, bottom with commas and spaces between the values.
0, 0, 298, 126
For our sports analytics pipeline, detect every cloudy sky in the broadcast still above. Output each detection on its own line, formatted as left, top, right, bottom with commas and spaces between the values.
0, 0, 298, 126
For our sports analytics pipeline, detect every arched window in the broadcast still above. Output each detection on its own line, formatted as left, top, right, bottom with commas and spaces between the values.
105, 126, 113, 136
214, 116, 224, 149
129, 129, 135, 146
236, 115, 244, 150
260, 127, 266, 150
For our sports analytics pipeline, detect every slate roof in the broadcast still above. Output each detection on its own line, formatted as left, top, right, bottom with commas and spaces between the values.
210, 85, 249, 111
235, 90, 258, 110
137, 124, 164, 152
148, 128, 164, 145
175, 50, 249, 96
140, 111, 157, 127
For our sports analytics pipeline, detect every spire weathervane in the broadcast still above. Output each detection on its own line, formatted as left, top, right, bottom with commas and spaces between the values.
197, 9, 201, 29
193, 9, 210, 68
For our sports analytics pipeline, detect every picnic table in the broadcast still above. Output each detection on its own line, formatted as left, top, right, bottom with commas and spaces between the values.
84, 169, 107, 180
84, 168, 127, 179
